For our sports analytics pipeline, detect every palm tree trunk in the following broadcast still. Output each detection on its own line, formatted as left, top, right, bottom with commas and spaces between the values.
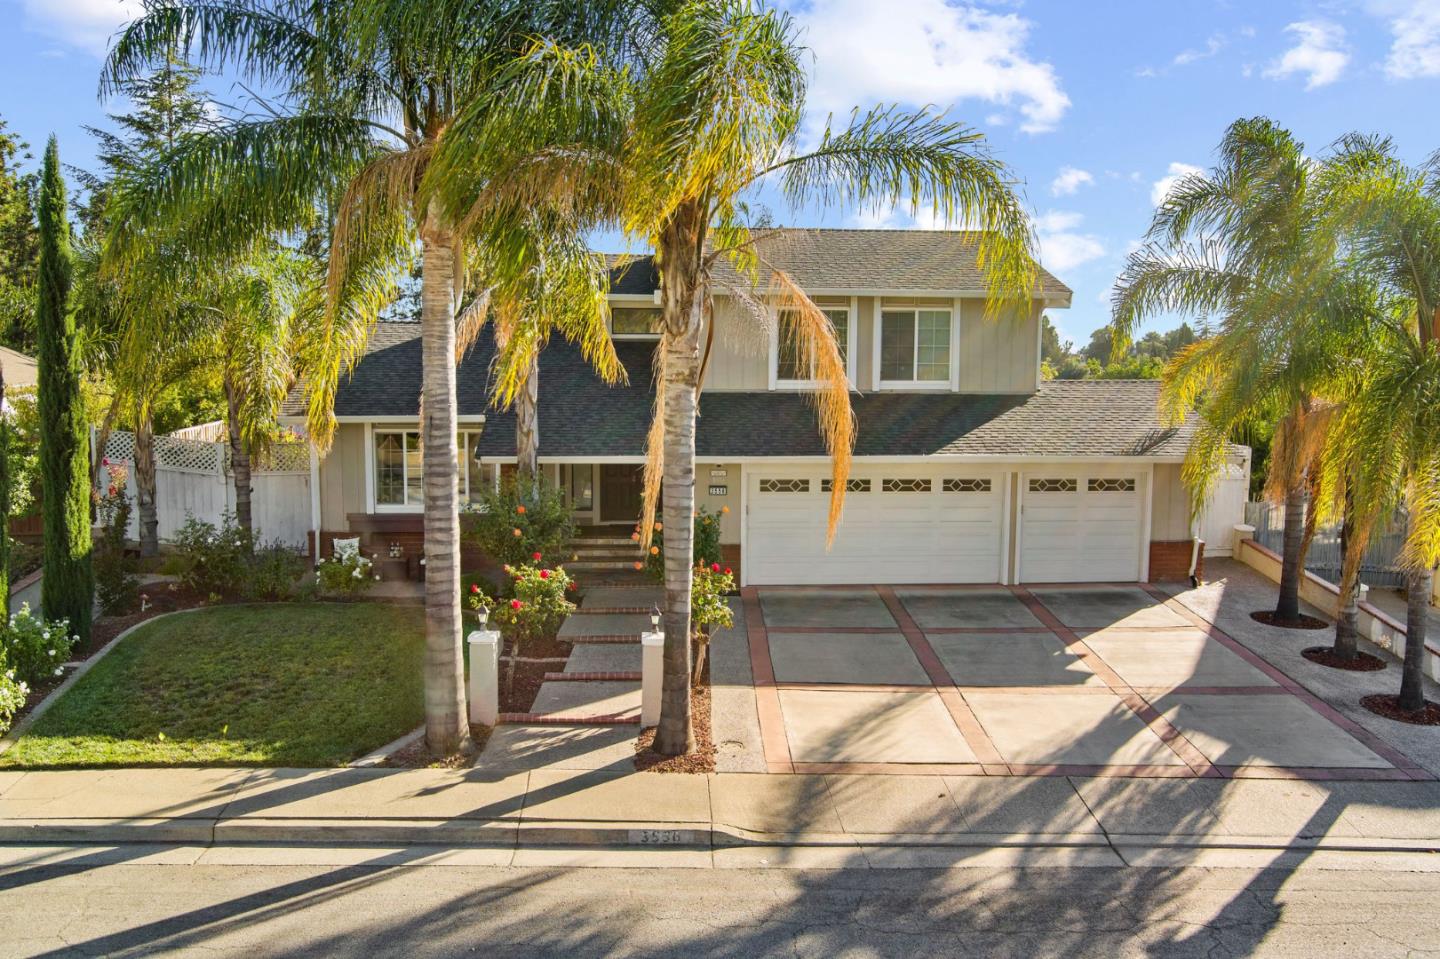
1332, 499, 1361, 661
1399, 539, 1435, 712
223, 376, 253, 541
655, 323, 701, 755
1275, 478, 1307, 622
419, 203, 470, 757
515, 352, 539, 483
133, 411, 159, 558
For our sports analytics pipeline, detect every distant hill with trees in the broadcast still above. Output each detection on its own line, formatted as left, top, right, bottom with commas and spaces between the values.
1041, 316, 1199, 380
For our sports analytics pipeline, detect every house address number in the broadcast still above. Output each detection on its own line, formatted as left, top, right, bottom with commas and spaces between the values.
708, 485, 728, 496
630, 828, 691, 845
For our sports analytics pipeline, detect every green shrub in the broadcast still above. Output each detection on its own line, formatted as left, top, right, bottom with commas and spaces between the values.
466, 475, 575, 570
0, 668, 25, 736
642, 506, 726, 582
172, 513, 252, 597
172, 513, 309, 601
249, 540, 308, 601
689, 563, 735, 685
491, 562, 576, 691
6, 542, 42, 584
94, 465, 139, 615
316, 551, 379, 596
3, 604, 77, 687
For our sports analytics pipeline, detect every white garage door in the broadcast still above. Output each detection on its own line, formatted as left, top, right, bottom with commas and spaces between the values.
1018, 472, 1144, 583
745, 466, 1005, 585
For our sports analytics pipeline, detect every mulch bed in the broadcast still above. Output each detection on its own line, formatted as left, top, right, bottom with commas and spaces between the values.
381, 724, 494, 768
1360, 694, 1440, 726
1251, 610, 1329, 630
634, 661, 715, 774
1302, 646, 1389, 671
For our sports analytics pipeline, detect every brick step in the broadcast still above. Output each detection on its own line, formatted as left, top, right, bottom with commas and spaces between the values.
568, 537, 639, 548
569, 635, 642, 645
497, 713, 640, 726
542, 671, 642, 682
567, 550, 642, 562
567, 560, 640, 571
579, 607, 654, 615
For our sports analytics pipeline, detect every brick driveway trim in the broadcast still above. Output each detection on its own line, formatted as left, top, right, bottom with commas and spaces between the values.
739, 581, 1420, 781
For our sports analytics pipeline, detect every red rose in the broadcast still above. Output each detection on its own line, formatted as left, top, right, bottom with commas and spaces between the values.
711, 563, 720, 573
470, 583, 480, 594
510, 599, 523, 610
532, 551, 542, 562
539, 569, 550, 579
724, 568, 733, 575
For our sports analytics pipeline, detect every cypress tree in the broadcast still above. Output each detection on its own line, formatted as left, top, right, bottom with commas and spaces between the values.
35, 136, 92, 640
0, 361, 9, 610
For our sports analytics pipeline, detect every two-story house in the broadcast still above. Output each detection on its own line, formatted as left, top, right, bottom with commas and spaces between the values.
283, 228, 1238, 586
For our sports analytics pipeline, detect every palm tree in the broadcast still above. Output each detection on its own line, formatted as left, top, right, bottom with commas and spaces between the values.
458, 0, 1036, 754
100, 0, 639, 755
1112, 118, 1341, 627
1318, 136, 1440, 710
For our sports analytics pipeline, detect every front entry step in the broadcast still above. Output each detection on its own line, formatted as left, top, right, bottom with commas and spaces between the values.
497, 713, 640, 726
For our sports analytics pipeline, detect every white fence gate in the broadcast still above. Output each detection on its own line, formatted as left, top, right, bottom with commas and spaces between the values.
1197, 462, 1251, 557
98, 429, 312, 550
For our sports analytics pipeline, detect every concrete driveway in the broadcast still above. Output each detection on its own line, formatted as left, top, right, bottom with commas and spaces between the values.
744, 583, 1417, 779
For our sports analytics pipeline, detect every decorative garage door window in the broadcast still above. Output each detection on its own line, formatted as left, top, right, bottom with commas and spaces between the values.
942, 478, 992, 493
1089, 478, 1137, 492
1029, 478, 1078, 493
821, 478, 872, 492
882, 478, 931, 493
759, 478, 810, 493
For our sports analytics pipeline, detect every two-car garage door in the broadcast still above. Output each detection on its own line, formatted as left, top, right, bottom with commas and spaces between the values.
744, 466, 1145, 585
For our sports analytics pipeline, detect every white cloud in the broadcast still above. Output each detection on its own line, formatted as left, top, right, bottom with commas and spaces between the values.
789, 0, 1070, 134
1173, 34, 1225, 66
19, 0, 140, 56
1151, 162, 1204, 207
1035, 210, 1104, 274
1373, 0, 1440, 79
1264, 20, 1350, 89
1050, 166, 1095, 197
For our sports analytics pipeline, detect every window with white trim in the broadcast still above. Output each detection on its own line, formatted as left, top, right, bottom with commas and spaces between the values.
776, 306, 850, 385
880, 308, 952, 384
375, 430, 496, 508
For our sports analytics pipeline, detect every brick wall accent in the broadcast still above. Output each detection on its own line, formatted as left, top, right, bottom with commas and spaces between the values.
721, 544, 742, 585
1149, 540, 1202, 583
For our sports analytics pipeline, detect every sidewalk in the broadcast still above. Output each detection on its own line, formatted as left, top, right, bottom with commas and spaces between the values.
3, 766, 1439, 867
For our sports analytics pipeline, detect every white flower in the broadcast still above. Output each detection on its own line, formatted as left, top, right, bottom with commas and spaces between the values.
52, 668, 62, 677
71, 635, 79, 643
41, 631, 50, 640
48, 649, 56, 657
373, 574, 380, 581
352, 569, 361, 579
317, 558, 325, 565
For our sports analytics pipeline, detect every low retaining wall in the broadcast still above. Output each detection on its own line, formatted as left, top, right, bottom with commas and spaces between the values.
1234, 531, 1440, 683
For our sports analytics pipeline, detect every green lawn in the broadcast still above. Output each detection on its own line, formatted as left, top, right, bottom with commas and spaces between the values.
0, 603, 426, 769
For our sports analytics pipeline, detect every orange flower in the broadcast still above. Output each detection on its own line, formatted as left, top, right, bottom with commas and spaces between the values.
721, 506, 730, 514
516, 505, 526, 514
650, 545, 659, 555
654, 522, 663, 532
630, 532, 640, 541
512, 528, 522, 537
633, 561, 644, 570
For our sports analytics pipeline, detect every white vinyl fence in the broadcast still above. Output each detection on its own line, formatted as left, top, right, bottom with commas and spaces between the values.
1198, 462, 1251, 557
97, 429, 312, 550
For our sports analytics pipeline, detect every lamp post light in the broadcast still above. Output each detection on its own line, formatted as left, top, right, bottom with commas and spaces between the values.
650, 605, 661, 631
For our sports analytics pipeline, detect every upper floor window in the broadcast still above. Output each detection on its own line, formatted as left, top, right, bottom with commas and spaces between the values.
610, 305, 662, 337
879, 308, 952, 385
774, 305, 852, 387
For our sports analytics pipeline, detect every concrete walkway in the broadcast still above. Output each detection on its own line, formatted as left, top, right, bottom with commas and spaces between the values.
2, 766, 1439, 865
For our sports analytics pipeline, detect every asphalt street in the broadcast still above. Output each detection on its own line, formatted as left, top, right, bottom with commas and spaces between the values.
2, 852, 1439, 957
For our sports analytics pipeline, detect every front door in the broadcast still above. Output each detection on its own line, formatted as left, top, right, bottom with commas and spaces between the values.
599, 464, 644, 524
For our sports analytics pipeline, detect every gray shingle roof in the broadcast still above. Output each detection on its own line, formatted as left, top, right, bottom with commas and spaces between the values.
601, 228, 1071, 300
284, 324, 1191, 459
708, 228, 1071, 299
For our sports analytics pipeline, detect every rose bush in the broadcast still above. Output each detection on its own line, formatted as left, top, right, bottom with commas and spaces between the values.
315, 551, 380, 596
489, 561, 575, 692
466, 475, 575, 570
640, 505, 726, 581
689, 564, 735, 684
2, 604, 78, 687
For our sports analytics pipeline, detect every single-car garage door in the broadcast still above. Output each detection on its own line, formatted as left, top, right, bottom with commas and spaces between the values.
1017, 472, 1144, 583
745, 466, 1005, 585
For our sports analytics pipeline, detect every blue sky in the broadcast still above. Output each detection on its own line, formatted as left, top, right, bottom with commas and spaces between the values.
3, 0, 1439, 346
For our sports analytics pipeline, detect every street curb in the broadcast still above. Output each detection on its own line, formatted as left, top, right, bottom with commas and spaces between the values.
3, 818, 1436, 855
